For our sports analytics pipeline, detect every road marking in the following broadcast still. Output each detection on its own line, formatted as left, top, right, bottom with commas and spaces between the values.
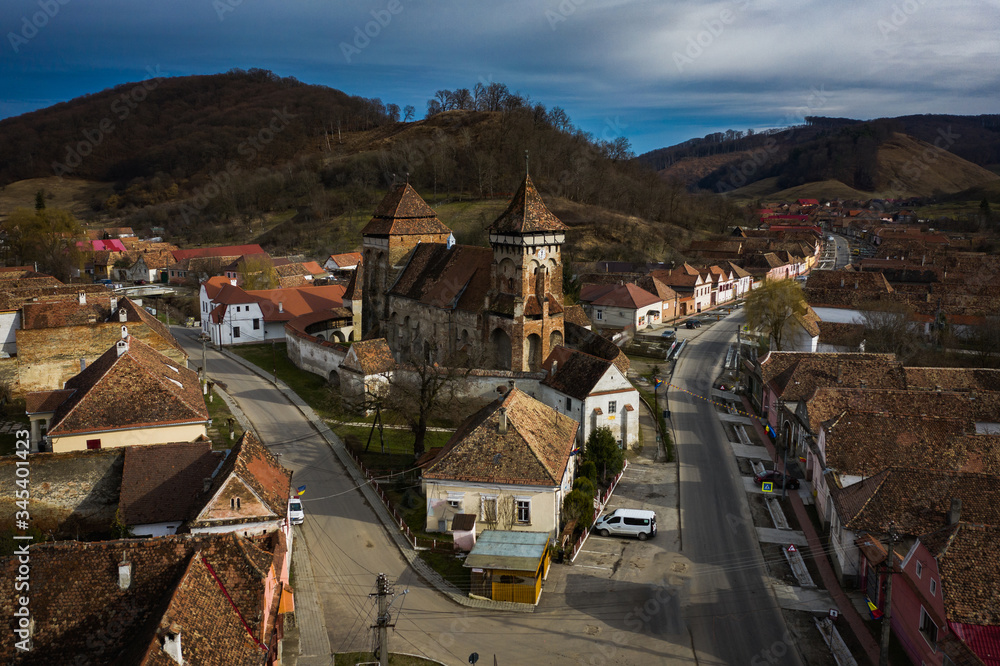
574, 564, 612, 570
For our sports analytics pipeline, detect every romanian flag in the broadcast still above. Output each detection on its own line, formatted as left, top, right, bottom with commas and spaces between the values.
866, 597, 883, 620
654, 379, 663, 390
296, 485, 306, 496
571, 447, 582, 456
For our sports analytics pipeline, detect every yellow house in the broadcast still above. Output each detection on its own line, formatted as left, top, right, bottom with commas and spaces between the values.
421, 387, 577, 539
28, 328, 209, 453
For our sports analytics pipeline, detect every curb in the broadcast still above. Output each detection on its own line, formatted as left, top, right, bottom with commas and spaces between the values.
211, 343, 535, 614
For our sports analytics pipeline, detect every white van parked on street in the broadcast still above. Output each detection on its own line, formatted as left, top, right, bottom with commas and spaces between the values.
288, 498, 305, 525
594, 508, 657, 540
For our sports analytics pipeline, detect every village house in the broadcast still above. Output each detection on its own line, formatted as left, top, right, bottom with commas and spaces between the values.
26, 330, 208, 453
649, 263, 713, 315
0, 531, 292, 665
16, 294, 187, 394
168, 243, 266, 284
200, 277, 348, 346
421, 387, 577, 538
578, 282, 662, 331
831, 468, 1000, 665
323, 251, 363, 277
539, 345, 640, 448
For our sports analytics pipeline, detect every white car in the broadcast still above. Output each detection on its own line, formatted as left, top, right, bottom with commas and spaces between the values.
594, 508, 657, 540
288, 499, 305, 525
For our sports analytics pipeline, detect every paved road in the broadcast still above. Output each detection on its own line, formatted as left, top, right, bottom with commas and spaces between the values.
669, 312, 802, 665
175, 325, 795, 664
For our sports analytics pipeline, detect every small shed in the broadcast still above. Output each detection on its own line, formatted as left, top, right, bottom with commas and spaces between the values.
451, 513, 477, 552
464, 530, 551, 605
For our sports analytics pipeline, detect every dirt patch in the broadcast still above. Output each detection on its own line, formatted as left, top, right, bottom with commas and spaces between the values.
762, 542, 796, 584
747, 493, 773, 528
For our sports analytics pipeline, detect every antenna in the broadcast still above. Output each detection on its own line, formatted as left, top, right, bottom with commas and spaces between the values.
525, 150, 529, 177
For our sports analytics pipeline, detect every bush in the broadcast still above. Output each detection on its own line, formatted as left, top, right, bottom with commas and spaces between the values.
578, 461, 598, 487
584, 426, 624, 484
572, 476, 596, 498
562, 489, 594, 529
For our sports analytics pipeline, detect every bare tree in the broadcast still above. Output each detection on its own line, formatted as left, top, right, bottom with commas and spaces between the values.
386, 103, 400, 122
479, 491, 516, 531
744, 278, 807, 351
857, 300, 923, 363
403, 105, 415, 122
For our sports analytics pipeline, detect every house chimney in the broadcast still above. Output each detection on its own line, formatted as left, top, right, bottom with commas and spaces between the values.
278, 301, 283, 313
508, 379, 515, 391
840, 277, 844, 288
837, 364, 843, 384
110, 296, 118, 312
116, 340, 128, 357
80, 358, 87, 372
118, 556, 132, 590
119, 308, 127, 323
203, 478, 212, 493
498, 407, 508, 435
121, 325, 128, 339
78, 291, 86, 305
162, 624, 183, 665
948, 497, 962, 525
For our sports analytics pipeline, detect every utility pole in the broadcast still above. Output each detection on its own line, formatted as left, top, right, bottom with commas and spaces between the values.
879, 521, 900, 666
372, 573, 392, 666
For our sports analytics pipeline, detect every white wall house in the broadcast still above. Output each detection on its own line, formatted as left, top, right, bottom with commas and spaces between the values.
580, 283, 662, 331
540, 346, 641, 448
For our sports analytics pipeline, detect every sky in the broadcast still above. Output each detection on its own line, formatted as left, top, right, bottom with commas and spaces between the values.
1, 0, 999, 154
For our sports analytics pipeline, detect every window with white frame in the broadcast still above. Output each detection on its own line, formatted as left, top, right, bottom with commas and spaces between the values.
446, 492, 464, 510
919, 607, 938, 649
516, 497, 531, 524
930, 579, 937, 596
915, 560, 923, 578
595, 310, 603, 320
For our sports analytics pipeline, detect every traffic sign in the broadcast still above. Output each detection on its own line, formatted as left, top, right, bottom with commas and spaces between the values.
761, 482, 774, 492
787, 544, 797, 553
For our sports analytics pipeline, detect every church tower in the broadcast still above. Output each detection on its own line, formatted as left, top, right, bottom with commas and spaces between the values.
486, 175, 569, 372
360, 184, 452, 336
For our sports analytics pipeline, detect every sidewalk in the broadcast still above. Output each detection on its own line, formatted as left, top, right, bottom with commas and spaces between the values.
740, 395, 880, 666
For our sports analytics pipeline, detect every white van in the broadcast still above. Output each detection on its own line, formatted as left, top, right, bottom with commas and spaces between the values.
288, 499, 305, 525
594, 508, 657, 540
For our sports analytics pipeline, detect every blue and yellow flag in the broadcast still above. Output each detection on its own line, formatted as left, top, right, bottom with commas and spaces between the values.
296, 485, 306, 496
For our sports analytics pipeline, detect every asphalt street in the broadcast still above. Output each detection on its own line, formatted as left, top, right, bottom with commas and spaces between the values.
174, 323, 799, 665
669, 311, 802, 665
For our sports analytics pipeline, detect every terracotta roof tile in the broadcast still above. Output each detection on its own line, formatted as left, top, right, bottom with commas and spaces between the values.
24, 389, 75, 414
120, 441, 224, 525
541, 346, 614, 400
343, 339, 396, 375
424, 388, 577, 486
905, 367, 1000, 392
563, 304, 592, 328
761, 352, 906, 401
0, 532, 276, 665
924, 522, 1000, 625
589, 283, 661, 309
489, 175, 568, 234
361, 184, 452, 236
172, 244, 265, 261
389, 243, 492, 313
48, 335, 208, 437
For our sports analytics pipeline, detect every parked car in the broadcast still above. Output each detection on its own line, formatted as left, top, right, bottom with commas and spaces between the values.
594, 508, 657, 540
753, 470, 800, 490
685, 319, 702, 329
661, 330, 676, 340
288, 498, 305, 525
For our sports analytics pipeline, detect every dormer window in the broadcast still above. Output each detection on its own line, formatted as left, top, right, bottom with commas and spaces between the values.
230, 497, 241, 510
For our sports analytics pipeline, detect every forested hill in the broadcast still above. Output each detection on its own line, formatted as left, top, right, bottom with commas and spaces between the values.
637, 114, 1000, 193
0, 69, 395, 184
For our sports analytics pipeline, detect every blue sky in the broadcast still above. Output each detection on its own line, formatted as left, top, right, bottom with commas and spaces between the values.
2, 0, 999, 154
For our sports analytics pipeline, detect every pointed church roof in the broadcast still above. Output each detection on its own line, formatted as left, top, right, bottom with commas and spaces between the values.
489, 175, 569, 235
361, 183, 452, 236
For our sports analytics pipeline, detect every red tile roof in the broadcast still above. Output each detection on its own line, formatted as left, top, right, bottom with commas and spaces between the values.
389, 243, 492, 313
541, 346, 614, 400
589, 283, 661, 309
361, 184, 451, 236
48, 335, 209, 437
424, 388, 577, 486
327, 252, 362, 269
172, 244, 265, 261
343, 339, 396, 376
120, 441, 224, 525
489, 175, 569, 234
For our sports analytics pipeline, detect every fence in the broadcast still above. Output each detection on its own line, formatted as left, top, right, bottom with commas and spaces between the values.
344, 447, 452, 553
569, 458, 629, 562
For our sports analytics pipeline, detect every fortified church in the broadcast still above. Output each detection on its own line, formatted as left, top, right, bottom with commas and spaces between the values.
359, 175, 568, 372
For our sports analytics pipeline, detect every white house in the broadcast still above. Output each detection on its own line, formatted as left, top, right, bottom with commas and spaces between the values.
540, 346, 640, 448
579, 283, 662, 330
421, 387, 577, 538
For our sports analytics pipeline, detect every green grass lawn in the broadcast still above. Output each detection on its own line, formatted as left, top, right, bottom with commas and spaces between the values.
419, 550, 470, 594
229, 342, 337, 418
205, 387, 244, 449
